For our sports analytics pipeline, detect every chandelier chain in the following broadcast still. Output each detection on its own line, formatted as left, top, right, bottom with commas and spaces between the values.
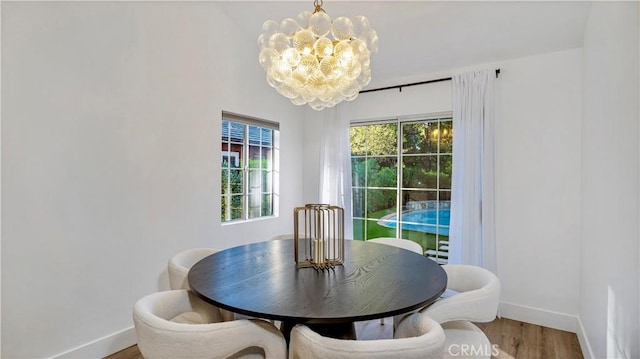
313, 0, 325, 13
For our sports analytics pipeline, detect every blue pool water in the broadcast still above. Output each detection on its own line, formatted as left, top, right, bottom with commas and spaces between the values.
379, 209, 450, 235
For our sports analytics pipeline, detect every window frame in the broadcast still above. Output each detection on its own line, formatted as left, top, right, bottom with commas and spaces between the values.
221, 111, 280, 224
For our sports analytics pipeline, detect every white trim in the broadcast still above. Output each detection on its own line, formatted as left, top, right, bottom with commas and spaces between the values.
498, 301, 578, 333
50, 326, 136, 359
498, 301, 594, 357
499, 302, 596, 359
221, 214, 278, 227
222, 111, 279, 130
350, 111, 453, 125
576, 317, 595, 359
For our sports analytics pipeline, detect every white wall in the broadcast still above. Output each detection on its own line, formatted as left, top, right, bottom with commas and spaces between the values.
494, 49, 582, 329
1, 2, 305, 358
580, 2, 639, 358
304, 48, 584, 331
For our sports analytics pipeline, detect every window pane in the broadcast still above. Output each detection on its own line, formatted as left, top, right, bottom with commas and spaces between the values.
262, 194, 272, 216
353, 218, 366, 240
402, 123, 424, 154
222, 169, 229, 194
229, 122, 244, 143
439, 120, 453, 153
402, 155, 437, 189
262, 170, 272, 192
248, 170, 262, 194
224, 141, 243, 168
229, 170, 243, 194
221, 145, 230, 167
261, 128, 273, 146
366, 218, 396, 240
231, 195, 243, 220
222, 120, 231, 141
425, 122, 440, 153
248, 145, 261, 168
367, 123, 397, 156
248, 188, 261, 219
400, 190, 440, 234
350, 126, 366, 156
376, 214, 398, 237
400, 226, 430, 253
221, 196, 228, 221
439, 190, 452, 225
351, 158, 366, 187
236, 148, 243, 168
366, 188, 397, 216
352, 188, 365, 218
438, 209, 450, 230
403, 122, 437, 154
366, 158, 397, 187
248, 125, 261, 145
439, 155, 452, 189
402, 190, 437, 210
261, 147, 272, 170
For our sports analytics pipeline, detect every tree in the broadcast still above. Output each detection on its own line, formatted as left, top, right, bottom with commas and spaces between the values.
350, 123, 398, 156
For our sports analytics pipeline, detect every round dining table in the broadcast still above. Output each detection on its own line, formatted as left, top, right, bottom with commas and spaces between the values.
188, 238, 447, 341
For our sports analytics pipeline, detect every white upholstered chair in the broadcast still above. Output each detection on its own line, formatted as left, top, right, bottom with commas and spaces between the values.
288, 313, 445, 359
368, 237, 424, 255
397, 264, 501, 358
168, 248, 218, 290
133, 289, 287, 359
368, 237, 423, 324
168, 247, 235, 322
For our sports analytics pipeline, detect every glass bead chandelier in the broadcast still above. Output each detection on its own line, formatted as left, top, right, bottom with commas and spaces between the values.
258, 0, 378, 111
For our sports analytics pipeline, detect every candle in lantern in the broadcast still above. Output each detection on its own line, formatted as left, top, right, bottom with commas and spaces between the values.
312, 238, 325, 265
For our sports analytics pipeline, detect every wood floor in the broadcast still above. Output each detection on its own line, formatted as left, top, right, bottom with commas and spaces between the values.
106, 317, 582, 359
475, 318, 582, 359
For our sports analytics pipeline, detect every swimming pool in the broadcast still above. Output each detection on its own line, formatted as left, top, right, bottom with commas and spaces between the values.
378, 209, 450, 235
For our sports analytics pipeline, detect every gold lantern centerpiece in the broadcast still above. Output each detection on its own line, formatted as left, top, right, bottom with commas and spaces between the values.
294, 204, 344, 270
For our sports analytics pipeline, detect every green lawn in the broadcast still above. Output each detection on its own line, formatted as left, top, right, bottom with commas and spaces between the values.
353, 209, 448, 255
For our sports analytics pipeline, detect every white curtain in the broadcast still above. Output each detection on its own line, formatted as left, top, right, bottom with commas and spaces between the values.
449, 69, 497, 273
317, 105, 354, 239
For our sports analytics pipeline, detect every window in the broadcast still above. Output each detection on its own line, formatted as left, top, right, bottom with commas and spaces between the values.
350, 115, 452, 263
221, 112, 279, 223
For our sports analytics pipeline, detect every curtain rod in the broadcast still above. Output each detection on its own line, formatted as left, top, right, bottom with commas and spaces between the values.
359, 69, 501, 94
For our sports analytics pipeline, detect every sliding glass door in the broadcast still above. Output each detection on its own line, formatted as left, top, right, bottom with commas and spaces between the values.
350, 116, 452, 263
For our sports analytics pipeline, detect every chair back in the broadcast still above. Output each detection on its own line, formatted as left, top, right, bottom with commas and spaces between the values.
289, 314, 444, 359
422, 264, 501, 324
168, 248, 218, 290
133, 290, 287, 359
368, 237, 423, 255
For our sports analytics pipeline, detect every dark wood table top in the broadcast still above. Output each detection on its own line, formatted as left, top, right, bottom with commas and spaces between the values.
188, 239, 447, 325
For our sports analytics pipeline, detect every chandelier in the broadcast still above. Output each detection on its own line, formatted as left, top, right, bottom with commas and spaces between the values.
258, 0, 378, 111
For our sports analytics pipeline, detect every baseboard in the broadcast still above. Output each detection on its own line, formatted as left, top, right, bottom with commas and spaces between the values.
498, 301, 579, 333
575, 317, 595, 359
51, 326, 136, 359
498, 301, 596, 358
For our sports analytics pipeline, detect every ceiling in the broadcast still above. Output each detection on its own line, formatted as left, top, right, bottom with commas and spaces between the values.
216, 1, 593, 90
